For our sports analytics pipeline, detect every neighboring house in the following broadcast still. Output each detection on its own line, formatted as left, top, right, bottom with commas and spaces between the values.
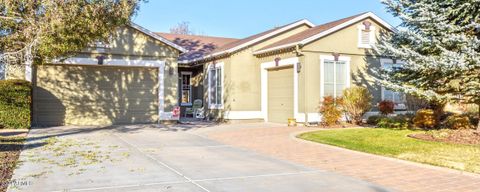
159, 12, 403, 124
2, 23, 187, 126
1, 11, 403, 126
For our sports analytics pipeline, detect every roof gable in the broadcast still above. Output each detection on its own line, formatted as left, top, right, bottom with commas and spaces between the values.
129, 23, 188, 53
183, 19, 315, 63
254, 12, 395, 54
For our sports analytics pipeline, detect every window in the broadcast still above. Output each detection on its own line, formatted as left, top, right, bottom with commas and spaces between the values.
381, 60, 406, 108
321, 57, 350, 98
208, 63, 223, 109
0, 62, 5, 80
180, 72, 192, 106
357, 23, 375, 48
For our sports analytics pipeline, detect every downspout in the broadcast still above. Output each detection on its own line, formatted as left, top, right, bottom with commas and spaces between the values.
294, 44, 308, 126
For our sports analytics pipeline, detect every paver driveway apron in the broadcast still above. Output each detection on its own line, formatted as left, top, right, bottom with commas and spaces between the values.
9, 125, 390, 192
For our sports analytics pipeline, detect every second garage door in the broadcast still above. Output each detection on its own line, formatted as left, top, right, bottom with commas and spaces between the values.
267, 66, 294, 124
33, 64, 159, 126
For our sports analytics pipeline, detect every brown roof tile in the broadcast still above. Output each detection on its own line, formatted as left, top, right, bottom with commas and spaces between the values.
211, 19, 313, 55
156, 33, 238, 62
255, 13, 367, 53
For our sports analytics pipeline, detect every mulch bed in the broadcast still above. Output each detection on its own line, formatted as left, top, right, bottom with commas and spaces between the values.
0, 130, 27, 192
409, 129, 480, 145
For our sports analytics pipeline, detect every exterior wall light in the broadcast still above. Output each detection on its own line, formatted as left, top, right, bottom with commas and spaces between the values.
274, 57, 281, 67
96, 55, 105, 65
296, 62, 302, 73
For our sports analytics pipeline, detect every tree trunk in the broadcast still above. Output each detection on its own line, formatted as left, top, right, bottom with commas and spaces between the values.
477, 104, 480, 132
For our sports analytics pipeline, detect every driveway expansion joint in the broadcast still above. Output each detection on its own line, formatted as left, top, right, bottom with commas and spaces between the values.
113, 133, 211, 192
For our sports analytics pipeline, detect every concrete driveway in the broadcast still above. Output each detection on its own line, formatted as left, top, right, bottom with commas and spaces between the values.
9, 123, 390, 192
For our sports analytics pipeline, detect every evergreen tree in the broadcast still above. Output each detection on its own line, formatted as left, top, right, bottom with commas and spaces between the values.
376, 0, 480, 131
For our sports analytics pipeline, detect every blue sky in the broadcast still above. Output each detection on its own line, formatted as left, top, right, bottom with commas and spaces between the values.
133, 0, 400, 38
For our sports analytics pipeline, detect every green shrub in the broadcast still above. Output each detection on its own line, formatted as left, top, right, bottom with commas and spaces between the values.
0, 79, 31, 129
342, 86, 373, 125
367, 115, 382, 125
378, 100, 395, 115
443, 114, 472, 130
319, 96, 343, 125
413, 109, 437, 129
376, 115, 411, 129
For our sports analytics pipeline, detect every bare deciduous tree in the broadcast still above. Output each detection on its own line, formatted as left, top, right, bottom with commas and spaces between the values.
0, 0, 144, 77
169, 21, 195, 35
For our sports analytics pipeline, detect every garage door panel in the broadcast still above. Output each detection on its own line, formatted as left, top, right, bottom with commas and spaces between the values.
268, 67, 294, 124
33, 64, 159, 126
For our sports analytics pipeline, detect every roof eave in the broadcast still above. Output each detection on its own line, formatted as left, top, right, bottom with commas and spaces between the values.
253, 43, 299, 55
224, 19, 315, 54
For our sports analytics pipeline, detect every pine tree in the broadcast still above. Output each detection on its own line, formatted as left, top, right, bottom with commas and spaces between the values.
376, 0, 480, 131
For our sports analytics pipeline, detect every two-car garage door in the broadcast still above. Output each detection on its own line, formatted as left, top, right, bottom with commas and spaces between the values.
267, 67, 294, 124
33, 64, 159, 126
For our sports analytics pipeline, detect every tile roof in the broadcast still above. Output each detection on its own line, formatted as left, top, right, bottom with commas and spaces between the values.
254, 12, 369, 54
156, 33, 239, 62
210, 19, 314, 55
169, 19, 314, 63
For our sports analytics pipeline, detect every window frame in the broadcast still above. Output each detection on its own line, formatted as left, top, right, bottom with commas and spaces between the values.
320, 55, 351, 98
380, 58, 407, 109
208, 62, 224, 109
357, 24, 376, 48
180, 72, 193, 106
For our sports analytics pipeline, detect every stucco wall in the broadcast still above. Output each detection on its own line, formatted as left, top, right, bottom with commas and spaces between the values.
81, 26, 179, 58
29, 25, 182, 124
254, 18, 389, 122
223, 24, 311, 113
298, 18, 387, 118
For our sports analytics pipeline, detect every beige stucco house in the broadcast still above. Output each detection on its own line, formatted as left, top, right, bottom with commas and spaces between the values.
162, 12, 403, 124
0, 12, 402, 126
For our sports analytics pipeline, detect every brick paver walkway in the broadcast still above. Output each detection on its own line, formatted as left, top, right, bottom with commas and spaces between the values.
207, 126, 480, 192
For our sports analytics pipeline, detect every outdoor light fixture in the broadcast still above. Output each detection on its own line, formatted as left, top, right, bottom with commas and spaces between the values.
296, 62, 302, 73
332, 53, 340, 61
165, 63, 174, 75
274, 57, 281, 67
96, 55, 105, 65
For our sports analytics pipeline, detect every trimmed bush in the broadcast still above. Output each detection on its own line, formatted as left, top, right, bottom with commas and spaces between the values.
443, 114, 472, 130
413, 109, 437, 129
377, 116, 410, 129
378, 100, 395, 115
319, 96, 343, 126
342, 86, 373, 125
367, 115, 382, 125
367, 114, 413, 129
0, 79, 31, 129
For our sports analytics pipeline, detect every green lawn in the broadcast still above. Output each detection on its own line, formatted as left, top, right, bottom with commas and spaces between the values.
298, 128, 480, 174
